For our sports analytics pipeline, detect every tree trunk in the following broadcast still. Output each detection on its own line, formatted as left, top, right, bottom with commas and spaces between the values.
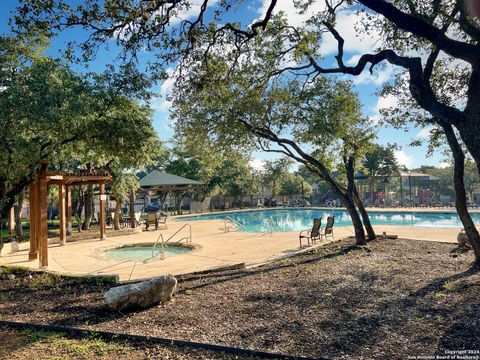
443, 123, 480, 261
114, 199, 121, 231
14, 190, 24, 239
82, 185, 93, 230
73, 186, 84, 233
177, 192, 186, 215
343, 193, 367, 245
0, 213, 4, 256
344, 157, 367, 245
354, 186, 376, 241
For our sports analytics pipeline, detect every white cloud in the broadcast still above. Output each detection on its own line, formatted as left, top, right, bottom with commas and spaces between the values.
395, 150, 414, 168
249, 158, 265, 171
256, 0, 328, 28
350, 63, 396, 86
257, 2, 380, 56
417, 127, 433, 139
150, 68, 176, 112
371, 93, 399, 123
318, 10, 382, 56
169, 0, 219, 24
438, 161, 450, 168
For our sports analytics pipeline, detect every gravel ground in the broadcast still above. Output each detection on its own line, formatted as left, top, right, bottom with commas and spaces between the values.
1, 238, 479, 359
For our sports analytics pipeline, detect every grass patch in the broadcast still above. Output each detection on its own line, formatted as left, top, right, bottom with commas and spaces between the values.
20, 329, 130, 357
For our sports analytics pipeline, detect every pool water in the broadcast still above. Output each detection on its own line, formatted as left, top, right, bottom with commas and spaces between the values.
178, 209, 480, 232
104, 244, 192, 261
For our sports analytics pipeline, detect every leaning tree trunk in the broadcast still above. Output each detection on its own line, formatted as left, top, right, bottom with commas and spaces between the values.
310, 160, 367, 245
353, 186, 376, 241
342, 192, 367, 245
14, 190, 24, 239
82, 185, 93, 230
444, 123, 480, 261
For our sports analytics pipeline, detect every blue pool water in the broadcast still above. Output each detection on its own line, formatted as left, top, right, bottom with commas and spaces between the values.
104, 244, 192, 261
178, 209, 480, 232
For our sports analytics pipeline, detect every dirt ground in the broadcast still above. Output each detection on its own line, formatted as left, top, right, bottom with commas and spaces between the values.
1, 238, 479, 359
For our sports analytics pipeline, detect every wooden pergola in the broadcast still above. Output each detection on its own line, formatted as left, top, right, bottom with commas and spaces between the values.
28, 167, 111, 268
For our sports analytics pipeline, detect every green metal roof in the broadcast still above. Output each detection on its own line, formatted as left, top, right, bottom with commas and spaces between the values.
139, 170, 204, 188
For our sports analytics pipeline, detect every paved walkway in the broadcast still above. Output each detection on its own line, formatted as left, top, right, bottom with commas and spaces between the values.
0, 216, 464, 282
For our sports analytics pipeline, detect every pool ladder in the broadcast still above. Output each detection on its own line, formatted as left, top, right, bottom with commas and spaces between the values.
224, 216, 245, 232
152, 223, 192, 260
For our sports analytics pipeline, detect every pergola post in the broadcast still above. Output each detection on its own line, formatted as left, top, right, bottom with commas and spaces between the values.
66, 186, 72, 236
99, 183, 106, 240
38, 175, 48, 268
58, 184, 67, 246
28, 181, 38, 260
129, 191, 136, 228
7, 207, 14, 241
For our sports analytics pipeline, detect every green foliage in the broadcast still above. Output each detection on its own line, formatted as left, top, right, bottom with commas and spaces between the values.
0, 33, 160, 213
362, 144, 399, 178
279, 173, 313, 198
262, 158, 292, 197
0, 53, 97, 212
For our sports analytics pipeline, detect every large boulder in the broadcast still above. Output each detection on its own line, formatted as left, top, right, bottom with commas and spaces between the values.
104, 274, 177, 311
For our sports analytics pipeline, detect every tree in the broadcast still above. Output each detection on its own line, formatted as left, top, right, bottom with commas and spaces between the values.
0, 53, 99, 217
363, 144, 399, 204
20, 1, 480, 252
0, 29, 153, 220
216, 159, 260, 208
171, 54, 376, 244
280, 173, 313, 199
55, 97, 161, 230
262, 158, 292, 200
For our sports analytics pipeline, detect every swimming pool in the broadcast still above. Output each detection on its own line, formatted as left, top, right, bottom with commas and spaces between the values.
103, 244, 193, 261
178, 209, 480, 232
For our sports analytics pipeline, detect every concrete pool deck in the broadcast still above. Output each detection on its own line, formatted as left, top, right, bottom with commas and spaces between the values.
0, 213, 466, 282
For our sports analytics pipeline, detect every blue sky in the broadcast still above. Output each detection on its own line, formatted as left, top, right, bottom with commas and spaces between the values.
0, 0, 448, 170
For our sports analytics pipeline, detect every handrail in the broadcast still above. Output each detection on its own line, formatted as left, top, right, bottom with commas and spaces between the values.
152, 233, 165, 260
224, 216, 244, 232
152, 224, 193, 260
165, 223, 192, 245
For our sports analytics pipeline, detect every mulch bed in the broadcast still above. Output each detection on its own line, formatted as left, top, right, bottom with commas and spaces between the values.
1, 238, 480, 359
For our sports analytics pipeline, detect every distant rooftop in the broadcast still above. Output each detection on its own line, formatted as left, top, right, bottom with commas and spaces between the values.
139, 170, 204, 190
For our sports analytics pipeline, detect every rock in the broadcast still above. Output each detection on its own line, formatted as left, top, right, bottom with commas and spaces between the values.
457, 230, 471, 247
104, 274, 177, 312
7, 274, 15, 280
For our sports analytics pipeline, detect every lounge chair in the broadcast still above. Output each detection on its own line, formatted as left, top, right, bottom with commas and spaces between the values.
320, 216, 335, 241
299, 218, 321, 247
145, 212, 158, 230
